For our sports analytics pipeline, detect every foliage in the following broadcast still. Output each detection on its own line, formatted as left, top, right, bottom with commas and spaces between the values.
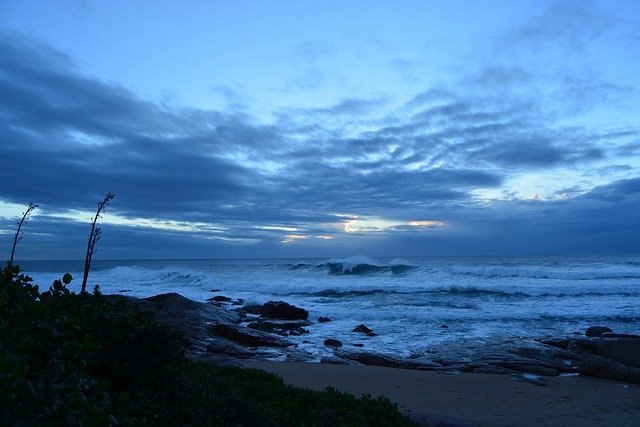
0, 265, 186, 425
0, 266, 416, 426
160, 363, 416, 426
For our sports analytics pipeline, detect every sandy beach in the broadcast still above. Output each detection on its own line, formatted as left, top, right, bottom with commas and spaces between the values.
248, 361, 640, 426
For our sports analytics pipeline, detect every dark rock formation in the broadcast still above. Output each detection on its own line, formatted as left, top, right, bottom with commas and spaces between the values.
317, 316, 331, 323
132, 292, 240, 355
601, 332, 640, 339
334, 350, 431, 370
586, 326, 612, 337
209, 323, 292, 348
352, 324, 373, 333
244, 301, 309, 320
580, 354, 640, 384
592, 337, 640, 367
324, 339, 343, 347
247, 319, 311, 336
207, 295, 232, 302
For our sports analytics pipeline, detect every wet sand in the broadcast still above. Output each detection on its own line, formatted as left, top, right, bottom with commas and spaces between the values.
248, 361, 640, 426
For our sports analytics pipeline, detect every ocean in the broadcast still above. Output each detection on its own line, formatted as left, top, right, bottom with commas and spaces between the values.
20, 254, 640, 358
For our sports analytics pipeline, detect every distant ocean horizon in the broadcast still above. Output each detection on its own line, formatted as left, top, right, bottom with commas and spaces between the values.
19, 253, 640, 358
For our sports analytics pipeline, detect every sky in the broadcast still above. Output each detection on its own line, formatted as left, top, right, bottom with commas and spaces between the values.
0, 0, 639, 260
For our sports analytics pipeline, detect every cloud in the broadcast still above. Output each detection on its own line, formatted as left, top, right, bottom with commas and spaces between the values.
1, 0, 639, 260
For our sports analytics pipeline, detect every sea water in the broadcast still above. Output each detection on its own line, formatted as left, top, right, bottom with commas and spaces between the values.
20, 254, 640, 357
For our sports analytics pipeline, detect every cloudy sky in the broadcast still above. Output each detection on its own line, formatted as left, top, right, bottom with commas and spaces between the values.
1, 0, 639, 260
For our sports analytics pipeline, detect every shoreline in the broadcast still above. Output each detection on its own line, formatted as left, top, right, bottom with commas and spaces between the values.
131, 292, 640, 424
247, 360, 640, 426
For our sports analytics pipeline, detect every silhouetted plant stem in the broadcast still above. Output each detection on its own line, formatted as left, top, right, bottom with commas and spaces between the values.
8, 202, 37, 268
81, 193, 114, 294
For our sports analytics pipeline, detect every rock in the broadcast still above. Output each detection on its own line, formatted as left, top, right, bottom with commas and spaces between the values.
132, 293, 240, 350
317, 316, 331, 323
207, 295, 233, 302
567, 338, 597, 352
247, 319, 311, 336
586, 326, 612, 337
540, 338, 570, 349
511, 374, 547, 387
580, 354, 640, 384
231, 298, 244, 306
366, 332, 377, 337
208, 323, 291, 348
441, 324, 449, 329
263, 301, 309, 320
600, 332, 640, 339
339, 351, 404, 368
495, 361, 559, 376
352, 324, 373, 334
593, 337, 640, 367
245, 301, 309, 320
242, 305, 265, 315
210, 289, 221, 292
353, 343, 364, 347
324, 339, 343, 347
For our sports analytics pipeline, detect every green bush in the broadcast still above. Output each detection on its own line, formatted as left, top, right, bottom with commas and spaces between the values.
0, 265, 187, 425
158, 363, 416, 426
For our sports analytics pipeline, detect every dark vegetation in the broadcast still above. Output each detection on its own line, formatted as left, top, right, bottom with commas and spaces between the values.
1, 201, 415, 426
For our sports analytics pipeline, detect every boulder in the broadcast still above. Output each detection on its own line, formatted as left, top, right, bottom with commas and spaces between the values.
208, 323, 292, 348
133, 293, 240, 346
339, 351, 404, 368
586, 326, 612, 337
207, 295, 232, 302
600, 332, 640, 339
324, 339, 343, 347
352, 324, 373, 334
593, 337, 640, 367
540, 338, 570, 349
317, 316, 331, 323
244, 301, 309, 320
580, 354, 640, 384
247, 320, 310, 336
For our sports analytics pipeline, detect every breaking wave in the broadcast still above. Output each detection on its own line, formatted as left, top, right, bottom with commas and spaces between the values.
315, 256, 416, 275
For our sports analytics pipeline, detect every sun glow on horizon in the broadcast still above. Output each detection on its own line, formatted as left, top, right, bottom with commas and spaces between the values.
343, 217, 446, 233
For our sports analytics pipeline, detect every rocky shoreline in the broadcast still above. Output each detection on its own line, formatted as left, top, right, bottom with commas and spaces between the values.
130, 292, 640, 385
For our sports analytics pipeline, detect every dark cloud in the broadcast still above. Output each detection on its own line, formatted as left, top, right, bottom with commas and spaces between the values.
1, 13, 639, 259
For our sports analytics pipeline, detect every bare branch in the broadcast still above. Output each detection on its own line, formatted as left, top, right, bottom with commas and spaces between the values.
81, 193, 115, 294
8, 202, 37, 268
